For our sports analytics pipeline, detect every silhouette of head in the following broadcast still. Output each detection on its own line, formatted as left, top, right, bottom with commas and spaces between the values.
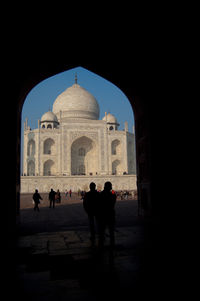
90, 182, 96, 190
104, 181, 112, 191
35, 189, 38, 193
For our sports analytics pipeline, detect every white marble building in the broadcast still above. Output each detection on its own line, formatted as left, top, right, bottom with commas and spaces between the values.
21, 78, 136, 192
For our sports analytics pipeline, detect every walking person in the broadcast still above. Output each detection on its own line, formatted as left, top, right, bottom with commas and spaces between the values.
49, 188, 56, 208
32, 189, 42, 212
97, 181, 117, 248
83, 182, 99, 246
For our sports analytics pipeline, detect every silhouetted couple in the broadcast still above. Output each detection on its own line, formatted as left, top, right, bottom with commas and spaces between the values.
83, 181, 116, 248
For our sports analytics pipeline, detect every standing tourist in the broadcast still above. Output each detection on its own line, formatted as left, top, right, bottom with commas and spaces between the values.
97, 182, 117, 248
69, 189, 72, 198
49, 188, 56, 208
83, 182, 99, 245
32, 189, 42, 212
55, 189, 61, 203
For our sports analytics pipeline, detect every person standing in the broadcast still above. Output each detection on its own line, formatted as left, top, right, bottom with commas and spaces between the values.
55, 189, 61, 203
83, 182, 99, 245
32, 189, 42, 212
69, 189, 72, 198
97, 181, 117, 248
49, 188, 56, 208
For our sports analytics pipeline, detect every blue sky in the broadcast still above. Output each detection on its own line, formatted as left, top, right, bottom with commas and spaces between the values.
21, 67, 135, 171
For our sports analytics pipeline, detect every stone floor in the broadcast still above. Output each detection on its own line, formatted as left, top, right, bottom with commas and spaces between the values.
11, 197, 170, 300
15, 226, 147, 301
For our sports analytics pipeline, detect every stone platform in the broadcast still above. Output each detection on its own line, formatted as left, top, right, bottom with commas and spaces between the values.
21, 174, 137, 193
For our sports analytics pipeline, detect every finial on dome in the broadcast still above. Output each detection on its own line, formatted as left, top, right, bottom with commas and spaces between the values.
75, 73, 78, 84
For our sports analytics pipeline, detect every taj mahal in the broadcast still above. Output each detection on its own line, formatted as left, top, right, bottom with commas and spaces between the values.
21, 76, 137, 193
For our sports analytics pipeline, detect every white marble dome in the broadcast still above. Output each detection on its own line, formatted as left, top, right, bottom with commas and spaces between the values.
41, 111, 58, 122
52, 83, 100, 120
102, 112, 118, 124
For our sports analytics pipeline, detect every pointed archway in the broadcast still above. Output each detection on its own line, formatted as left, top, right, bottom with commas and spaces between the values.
71, 136, 98, 175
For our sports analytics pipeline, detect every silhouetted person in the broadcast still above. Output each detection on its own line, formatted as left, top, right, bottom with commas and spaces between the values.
32, 189, 42, 212
69, 189, 72, 197
83, 182, 99, 245
55, 189, 61, 203
97, 181, 117, 248
81, 190, 85, 200
49, 188, 56, 208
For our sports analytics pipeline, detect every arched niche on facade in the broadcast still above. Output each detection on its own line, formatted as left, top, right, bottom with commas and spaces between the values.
43, 159, 55, 175
111, 139, 121, 155
27, 160, 35, 176
112, 159, 121, 175
27, 139, 35, 156
43, 138, 55, 155
71, 136, 98, 175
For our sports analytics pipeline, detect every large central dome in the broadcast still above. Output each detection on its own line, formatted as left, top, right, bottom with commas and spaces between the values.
53, 83, 100, 120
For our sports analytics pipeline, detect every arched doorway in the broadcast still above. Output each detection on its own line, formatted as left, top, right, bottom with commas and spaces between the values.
27, 139, 35, 156
7, 50, 176, 301
112, 159, 121, 175
43, 159, 55, 175
43, 138, 55, 155
71, 136, 98, 175
111, 139, 121, 155
16, 65, 152, 221
27, 160, 35, 176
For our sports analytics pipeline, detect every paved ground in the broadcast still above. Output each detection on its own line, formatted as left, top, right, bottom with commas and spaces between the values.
14, 193, 158, 300
19, 192, 139, 234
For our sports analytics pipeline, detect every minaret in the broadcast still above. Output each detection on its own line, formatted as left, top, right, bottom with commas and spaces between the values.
124, 121, 128, 132
75, 72, 78, 84
105, 111, 107, 122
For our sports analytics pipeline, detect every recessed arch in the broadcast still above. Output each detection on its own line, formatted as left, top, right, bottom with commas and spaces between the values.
27, 160, 35, 176
27, 139, 35, 156
111, 139, 121, 155
112, 159, 121, 175
78, 147, 86, 156
71, 136, 98, 175
43, 138, 55, 155
43, 159, 55, 176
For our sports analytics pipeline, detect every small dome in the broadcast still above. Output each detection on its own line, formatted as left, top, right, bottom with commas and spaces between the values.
52, 83, 100, 120
102, 113, 118, 124
41, 111, 58, 123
